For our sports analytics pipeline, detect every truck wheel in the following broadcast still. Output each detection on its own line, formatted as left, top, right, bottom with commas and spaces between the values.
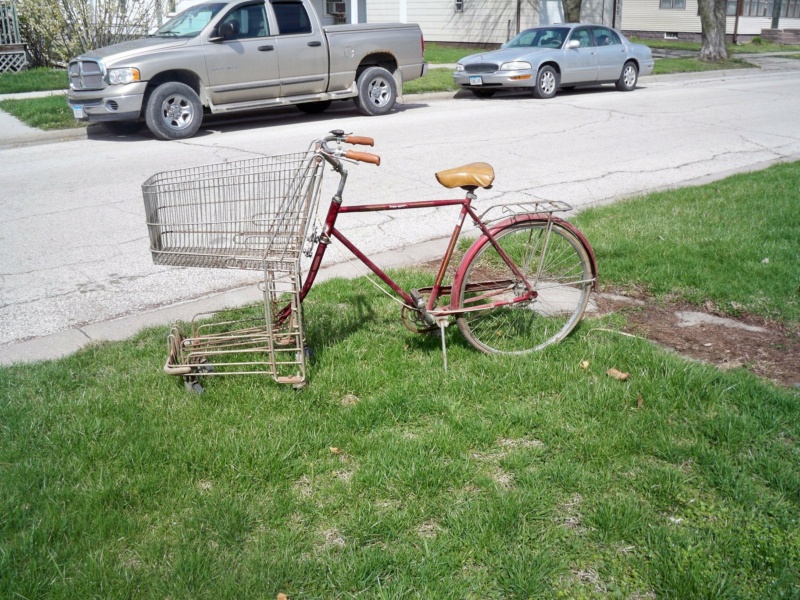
353, 66, 397, 116
145, 82, 203, 140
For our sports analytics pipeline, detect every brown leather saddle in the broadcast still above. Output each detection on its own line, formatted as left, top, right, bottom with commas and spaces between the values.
435, 162, 495, 191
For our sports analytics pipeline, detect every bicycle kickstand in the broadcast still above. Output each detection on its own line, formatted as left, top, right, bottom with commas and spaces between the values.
436, 316, 450, 372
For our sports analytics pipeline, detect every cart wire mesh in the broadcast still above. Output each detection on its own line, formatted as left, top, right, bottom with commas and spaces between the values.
142, 149, 325, 388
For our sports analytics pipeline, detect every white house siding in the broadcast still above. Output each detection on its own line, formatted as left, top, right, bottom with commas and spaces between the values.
367, 0, 543, 45
621, 0, 800, 36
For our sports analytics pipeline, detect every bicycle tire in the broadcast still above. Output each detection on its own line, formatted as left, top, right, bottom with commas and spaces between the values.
455, 221, 593, 354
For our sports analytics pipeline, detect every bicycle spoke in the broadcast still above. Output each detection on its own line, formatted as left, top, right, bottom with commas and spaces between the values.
456, 222, 592, 354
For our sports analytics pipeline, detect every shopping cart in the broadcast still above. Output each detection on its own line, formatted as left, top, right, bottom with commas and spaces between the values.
142, 148, 325, 391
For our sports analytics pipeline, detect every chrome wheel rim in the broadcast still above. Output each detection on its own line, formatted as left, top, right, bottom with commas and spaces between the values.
623, 65, 636, 88
367, 76, 391, 107
160, 94, 195, 131
540, 70, 556, 96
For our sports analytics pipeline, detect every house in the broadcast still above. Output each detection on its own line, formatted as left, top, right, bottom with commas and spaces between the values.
581, 0, 800, 42
363, 0, 565, 45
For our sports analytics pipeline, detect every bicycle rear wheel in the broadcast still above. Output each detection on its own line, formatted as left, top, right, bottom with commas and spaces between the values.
455, 221, 593, 354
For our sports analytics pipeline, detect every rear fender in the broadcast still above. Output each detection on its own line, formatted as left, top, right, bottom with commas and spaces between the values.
451, 214, 598, 308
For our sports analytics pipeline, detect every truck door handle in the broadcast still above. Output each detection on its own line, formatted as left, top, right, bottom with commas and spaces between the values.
258, 45, 274, 51
307, 41, 322, 47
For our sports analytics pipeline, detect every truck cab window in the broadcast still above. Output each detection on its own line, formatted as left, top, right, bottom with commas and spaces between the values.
219, 4, 269, 39
271, 1, 312, 35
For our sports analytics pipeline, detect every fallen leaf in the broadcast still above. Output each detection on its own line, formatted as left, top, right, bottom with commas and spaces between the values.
637, 395, 644, 409
606, 368, 629, 381
277, 594, 288, 600
329, 447, 341, 454
580, 360, 590, 370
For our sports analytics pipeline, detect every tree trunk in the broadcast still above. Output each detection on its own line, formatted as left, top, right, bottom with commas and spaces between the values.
698, 0, 729, 61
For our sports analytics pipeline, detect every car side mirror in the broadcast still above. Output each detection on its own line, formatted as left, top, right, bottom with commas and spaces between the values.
567, 39, 581, 49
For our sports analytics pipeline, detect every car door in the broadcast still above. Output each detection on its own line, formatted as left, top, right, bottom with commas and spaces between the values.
592, 27, 628, 82
269, 0, 328, 96
560, 26, 598, 85
202, 1, 281, 105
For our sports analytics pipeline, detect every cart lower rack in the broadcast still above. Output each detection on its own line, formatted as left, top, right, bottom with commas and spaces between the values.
142, 149, 324, 391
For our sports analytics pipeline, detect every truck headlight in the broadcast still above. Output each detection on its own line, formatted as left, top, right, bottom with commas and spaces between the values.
499, 61, 532, 71
108, 68, 141, 85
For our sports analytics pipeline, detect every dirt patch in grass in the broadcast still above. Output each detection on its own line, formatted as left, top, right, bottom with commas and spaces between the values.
595, 291, 800, 388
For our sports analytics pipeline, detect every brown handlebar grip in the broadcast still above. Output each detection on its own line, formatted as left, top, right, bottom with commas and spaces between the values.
345, 150, 381, 166
345, 135, 374, 147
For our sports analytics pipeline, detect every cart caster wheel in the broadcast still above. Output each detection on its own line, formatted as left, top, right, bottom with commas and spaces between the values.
292, 381, 308, 391
184, 380, 204, 394
195, 360, 215, 374
303, 345, 314, 361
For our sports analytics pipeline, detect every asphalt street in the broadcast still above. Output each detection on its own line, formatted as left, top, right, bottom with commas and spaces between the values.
1, 57, 799, 363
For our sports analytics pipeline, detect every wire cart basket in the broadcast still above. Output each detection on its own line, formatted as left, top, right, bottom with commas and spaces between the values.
142, 149, 325, 391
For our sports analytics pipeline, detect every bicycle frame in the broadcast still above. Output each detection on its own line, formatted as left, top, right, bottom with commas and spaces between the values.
298, 164, 538, 319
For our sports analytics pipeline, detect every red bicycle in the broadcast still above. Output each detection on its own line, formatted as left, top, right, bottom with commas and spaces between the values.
145, 130, 598, 390
300, 130, 598, 356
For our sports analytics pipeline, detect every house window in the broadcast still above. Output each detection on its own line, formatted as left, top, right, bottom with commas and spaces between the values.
781, 0, 800, 17
726, 0, 737, 14
455, 0, 464, 12
740, 0, 772, 16
659, 0, 686, 8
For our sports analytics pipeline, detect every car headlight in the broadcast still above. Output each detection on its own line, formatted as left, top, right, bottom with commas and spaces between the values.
455, 63, 465, 72
107, 68, 141, 85
500, 61, 532, 71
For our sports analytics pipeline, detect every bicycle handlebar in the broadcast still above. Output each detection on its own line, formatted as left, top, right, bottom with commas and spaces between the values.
345, 135, 374, 147
345, 150, 381, 165
319, 130, 381, 167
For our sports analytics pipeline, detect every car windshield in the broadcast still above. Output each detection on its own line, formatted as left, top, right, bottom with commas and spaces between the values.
503, 27, 571, 49
152, 2, 225, 38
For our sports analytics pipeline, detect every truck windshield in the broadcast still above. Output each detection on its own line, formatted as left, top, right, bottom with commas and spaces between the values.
153, 3, 226, 38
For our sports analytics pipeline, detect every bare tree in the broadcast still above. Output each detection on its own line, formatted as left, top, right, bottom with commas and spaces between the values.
698, 0, 729, 61
17, 0, 161, 67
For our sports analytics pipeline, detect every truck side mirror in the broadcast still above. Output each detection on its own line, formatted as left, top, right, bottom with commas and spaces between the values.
210, 20, 239, 42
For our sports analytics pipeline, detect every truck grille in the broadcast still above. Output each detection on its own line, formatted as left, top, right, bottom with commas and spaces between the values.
464, 63, 499, 74
68, 60, 105, 91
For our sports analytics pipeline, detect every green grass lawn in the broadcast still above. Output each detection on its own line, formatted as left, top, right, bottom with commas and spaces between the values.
653, 56, 754, 74
0, 68, 67, 94
0, 94, 83, 130
1, 163, 798, 598
575, 160, 800, 323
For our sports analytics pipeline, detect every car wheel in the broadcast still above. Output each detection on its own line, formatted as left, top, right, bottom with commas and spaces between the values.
532, 65, 558, 99
145, 82, 203, 140
297, 100, 332, 114
616, 61, 638, 92
101, 120, 142, 135
353, 66, 397, 116
470, 88, 496, 99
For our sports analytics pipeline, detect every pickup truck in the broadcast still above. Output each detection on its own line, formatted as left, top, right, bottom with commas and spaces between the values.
66, 0, 426, 140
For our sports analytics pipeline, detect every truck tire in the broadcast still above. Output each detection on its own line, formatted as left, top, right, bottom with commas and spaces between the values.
353, 66, 397, 116
145, 82, 203, 141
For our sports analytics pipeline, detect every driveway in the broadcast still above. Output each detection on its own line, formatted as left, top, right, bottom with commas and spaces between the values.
1, 63, 799, 363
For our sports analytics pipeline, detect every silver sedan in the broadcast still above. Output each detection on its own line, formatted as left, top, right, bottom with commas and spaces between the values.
454, 24, 654, 99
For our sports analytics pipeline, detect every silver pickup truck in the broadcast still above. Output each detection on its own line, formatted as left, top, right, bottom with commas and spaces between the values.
66, 0, 426, 140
